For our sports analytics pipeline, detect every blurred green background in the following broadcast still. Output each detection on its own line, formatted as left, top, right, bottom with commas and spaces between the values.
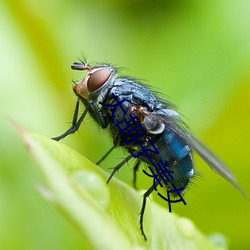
1, 0, 250, 249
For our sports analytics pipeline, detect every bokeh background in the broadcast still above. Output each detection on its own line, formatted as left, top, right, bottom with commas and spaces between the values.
1, 0, 250, 249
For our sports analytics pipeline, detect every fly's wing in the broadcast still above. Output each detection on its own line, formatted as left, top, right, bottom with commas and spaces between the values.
152, 110, 248, 198
181, 131, 248, 198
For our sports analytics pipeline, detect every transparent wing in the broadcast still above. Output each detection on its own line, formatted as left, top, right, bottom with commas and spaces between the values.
150, 110, 248, 198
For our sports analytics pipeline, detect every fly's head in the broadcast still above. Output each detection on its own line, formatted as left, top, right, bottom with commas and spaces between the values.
72, 61, 116, 101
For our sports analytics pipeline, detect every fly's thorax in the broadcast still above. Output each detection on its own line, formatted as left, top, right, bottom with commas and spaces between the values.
73, 64, 117, 102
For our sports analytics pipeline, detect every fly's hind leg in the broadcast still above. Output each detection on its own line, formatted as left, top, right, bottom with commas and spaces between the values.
133, 160, 141, 189
140, 184, 158, 240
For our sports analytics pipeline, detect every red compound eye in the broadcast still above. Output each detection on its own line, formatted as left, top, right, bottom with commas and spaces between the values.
87, 68, 111, 92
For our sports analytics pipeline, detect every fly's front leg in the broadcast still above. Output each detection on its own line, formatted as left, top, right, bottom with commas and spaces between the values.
52, 99, 89, 141
89, 100, 108, 129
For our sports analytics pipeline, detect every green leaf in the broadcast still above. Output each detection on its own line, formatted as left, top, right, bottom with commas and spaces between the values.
19, 127, 226, 250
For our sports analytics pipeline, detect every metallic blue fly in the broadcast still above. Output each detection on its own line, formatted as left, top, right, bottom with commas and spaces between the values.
52, 60, 247, 240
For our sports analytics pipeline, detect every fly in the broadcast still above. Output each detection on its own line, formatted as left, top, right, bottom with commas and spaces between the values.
52, 60, 247, 240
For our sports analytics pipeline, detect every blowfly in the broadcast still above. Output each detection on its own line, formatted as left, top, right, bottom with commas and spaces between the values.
52, 60, 246, 240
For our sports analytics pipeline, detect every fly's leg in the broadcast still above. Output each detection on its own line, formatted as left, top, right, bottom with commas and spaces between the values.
52, 99, 89, 141
89, 100, 107, 129
133, 160, 141, 189
107, 154, 133, 184
96, 145, 116, 165
140, 183, 158, 240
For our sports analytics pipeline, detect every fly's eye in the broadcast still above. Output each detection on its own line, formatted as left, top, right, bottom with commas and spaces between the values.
87, 68, 111, 92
